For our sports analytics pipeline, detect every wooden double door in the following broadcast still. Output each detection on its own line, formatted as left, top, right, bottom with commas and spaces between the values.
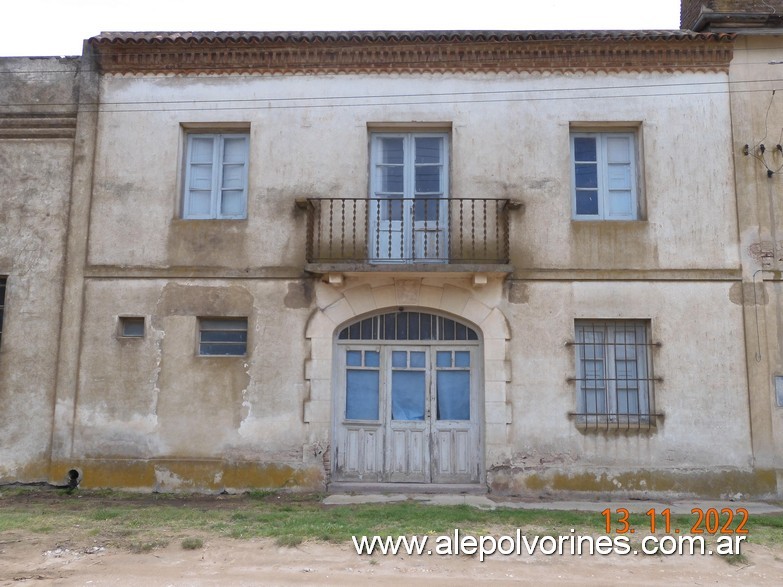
334, 343, 481, 484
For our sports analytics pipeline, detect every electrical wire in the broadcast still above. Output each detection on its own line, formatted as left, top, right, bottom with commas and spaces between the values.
748, 89, 783, 176
2, 79, 783, 113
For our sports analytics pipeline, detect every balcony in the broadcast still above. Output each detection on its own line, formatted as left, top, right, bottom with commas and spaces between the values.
300, 197, 515, 274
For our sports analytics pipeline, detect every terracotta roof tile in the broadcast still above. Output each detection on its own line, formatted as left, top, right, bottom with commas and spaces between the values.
89, 30, 734, 45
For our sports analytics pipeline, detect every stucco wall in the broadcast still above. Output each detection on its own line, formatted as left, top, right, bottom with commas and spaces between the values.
61, 278, 319, 491
300, 275, 754, 497
0, 57, 77, 482
495, 280, 753, 495
85, 71, 738, 274
729, 36, 783, 483
58, 66, 748, 494
2, 52, 762, 496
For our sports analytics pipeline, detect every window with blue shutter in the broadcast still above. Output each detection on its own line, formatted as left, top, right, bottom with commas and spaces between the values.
571, 132, 638, 220
184, 133, 249, 219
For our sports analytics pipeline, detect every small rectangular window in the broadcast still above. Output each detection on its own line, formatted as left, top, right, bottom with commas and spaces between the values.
119, 316, 145, 338
573, 320, 655, 429
571, 131, 639, 220
183, 133, 249, 219
775, 376, 783, 408
199, 317, 248, 356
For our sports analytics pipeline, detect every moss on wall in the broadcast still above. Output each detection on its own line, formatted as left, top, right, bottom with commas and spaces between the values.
489, 466, 778, 499
49, 459, 324, 493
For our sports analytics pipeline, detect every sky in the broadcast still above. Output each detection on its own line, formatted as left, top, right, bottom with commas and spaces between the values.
1, 0, 682, 57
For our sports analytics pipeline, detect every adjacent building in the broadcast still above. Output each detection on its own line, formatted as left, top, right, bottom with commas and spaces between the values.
682, 0, 783, 496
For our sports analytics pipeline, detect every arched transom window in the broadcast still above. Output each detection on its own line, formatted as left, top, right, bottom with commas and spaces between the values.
338, 311, 478, 342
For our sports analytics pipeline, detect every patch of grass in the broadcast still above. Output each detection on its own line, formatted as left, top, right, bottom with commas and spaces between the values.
246, 490, 277, 500
128, 539, 168, 554
92, 509, 122, 521
2, 489, 783, 552
31, 526, 54, 534
181, 537, 204, 550
721, 553, 750, 566
275, 534, 303, 547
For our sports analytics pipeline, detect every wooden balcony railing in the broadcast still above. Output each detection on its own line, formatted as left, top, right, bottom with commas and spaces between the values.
301, 197, 513, 266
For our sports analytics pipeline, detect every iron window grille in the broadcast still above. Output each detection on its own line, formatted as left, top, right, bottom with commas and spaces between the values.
568, 320, 661, 430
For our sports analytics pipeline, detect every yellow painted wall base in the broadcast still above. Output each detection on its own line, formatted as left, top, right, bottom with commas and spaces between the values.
48, 459, 324, 493
488, 467, 779, 499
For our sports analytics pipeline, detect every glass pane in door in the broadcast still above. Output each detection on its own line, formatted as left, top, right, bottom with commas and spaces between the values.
378, 137, 404, 221
346, 370, 379, 420
414, 137, 443, 222
436, 371, 470, 420
391, 370, 425, 420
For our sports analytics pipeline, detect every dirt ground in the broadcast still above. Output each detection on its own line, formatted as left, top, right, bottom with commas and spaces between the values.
2, 528, 783, 586
1, 491, 782, 586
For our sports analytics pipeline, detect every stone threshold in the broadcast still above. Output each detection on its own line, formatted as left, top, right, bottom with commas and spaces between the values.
327, 482, 488, 495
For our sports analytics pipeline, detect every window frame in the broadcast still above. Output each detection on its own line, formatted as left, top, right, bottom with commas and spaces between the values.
573, 319, 655, 427
182, 132, 249, 220
343, 346, 383, 423
198, 317, 249, 357
118, 316, 145, 339
368, 131, 450, 262
570, 130, 639, 221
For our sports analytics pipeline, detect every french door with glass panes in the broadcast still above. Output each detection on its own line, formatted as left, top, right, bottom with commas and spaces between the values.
369, 133, 449, 263
335, 344, 480, 483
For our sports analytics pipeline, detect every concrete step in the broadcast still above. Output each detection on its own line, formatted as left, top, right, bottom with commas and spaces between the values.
327, 482, 488, 495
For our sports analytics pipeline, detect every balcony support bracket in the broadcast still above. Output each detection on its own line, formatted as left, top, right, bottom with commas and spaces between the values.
472, 273, 488, 287
327, 272, 344, 286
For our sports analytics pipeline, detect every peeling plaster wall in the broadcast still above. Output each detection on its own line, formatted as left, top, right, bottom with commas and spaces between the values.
495, 280, 752, 496
65, 278, 318, 491
71, 66, 746, 494
86, 71, 738, 274
729, 36, 783, 485
0, 58, 77, 482
3, 54, 760, 495
301, 275, 754, 497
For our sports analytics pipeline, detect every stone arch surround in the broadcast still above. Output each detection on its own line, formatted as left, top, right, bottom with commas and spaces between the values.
303, 276, 513, 476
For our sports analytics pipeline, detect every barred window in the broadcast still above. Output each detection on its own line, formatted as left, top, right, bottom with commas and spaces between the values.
572, 320, 657, 429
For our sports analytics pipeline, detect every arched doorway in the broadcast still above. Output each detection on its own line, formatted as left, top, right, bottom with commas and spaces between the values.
332, 310, 483, 484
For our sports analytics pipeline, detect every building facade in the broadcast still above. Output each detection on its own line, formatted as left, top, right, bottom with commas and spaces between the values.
1, 3, 781, 497
681, 0, 783, 496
